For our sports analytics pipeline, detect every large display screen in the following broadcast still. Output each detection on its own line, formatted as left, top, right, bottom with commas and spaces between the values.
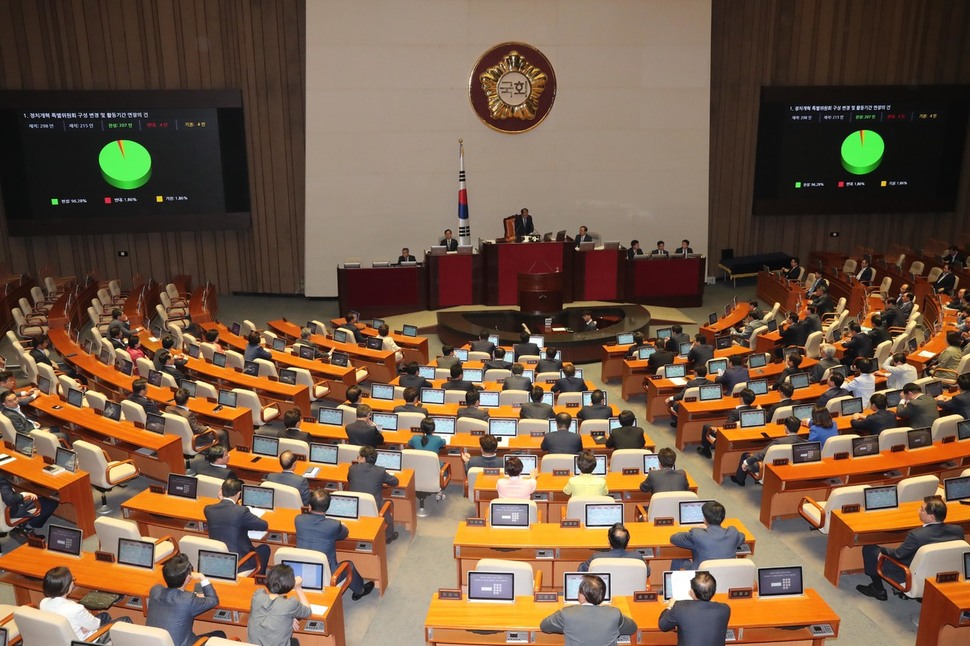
752, 85, 970, 215
0, 90, 250, 235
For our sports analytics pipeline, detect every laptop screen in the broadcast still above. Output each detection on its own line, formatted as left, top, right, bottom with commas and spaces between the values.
657, 328, 672, 340
746, 379, 768, 395
715, 335, 733, 350
488, 418, 518, 438
145, 413, 166, 434
454, 349, 469, 362
429, 416, 456, 435
945, 475, 970, 502
242, 361, 259, 376
757, 566, 804, 597
217, 390, 237, 408
375, 449, 402, 471
117, 537, 155, 569
252, 435, 279, 457
637, 347, 656, 360
212, 352, 228, 368
883, 389, 902, 408
467, 571, 516, 602
739, 409, 767, 428
840, 397, 864, 416
371, 384, 395, 400
678, 500, 710, 525
907, 427, 932, 449
67, 387, 84, 407
186, 343, 202, 359
309, 443, 338, 465
478, 390, 499, 407
242, 485, 275, 510
748, 353, 768, 369
418, 389, 446, 407
792, 404, 814, 421
54, 447, 77, 473
708, 312, 718, 325
317, 408, 343, 426
707, 359, 727, 375
958, 420, 970, 441
14, 433, 33, 457
464, 368, 484, 383
198, 549, 237, 581
48, 524, 82, 557
102, 401, 122, 421
541, 392, 554, 406
643, 453, 661, 471
278, 369, 297, 385
281, 560, 324, 591
333, 330, 348, 344
326, 494, 359, 520
851, 435, 880, 457
923, 380, 944, 397
37, 374, 53, 395
699, 384, 723, 401
792, 441, 822, 464
168, 473, 198, 499
585, 503, 623, 528
663, 570, 697, 601
366, 337, 383, 351
147, 370, 163, 387
272, 337, 287, 352
565, 572, 611, 603
490, 501, 531, 528
372, 412, 398, 431
330, 352, 349, 367
230, 322, 241, 336
529, 335, 544, 347
582, 391, 605, 407
679, 342, 691, 358
505, 454, 537, 473
864, 485, 899, 511
616, 333, 634, 345
116, 357, 133, 376
99, 347, 111, 365
298, 346, 315, 360
665, 364, 686, 379
522, 369, 535, 381
401, 324, 418, 337
789, 373, 810, 389
572, 454, 607, 476
418, 366, 437, 380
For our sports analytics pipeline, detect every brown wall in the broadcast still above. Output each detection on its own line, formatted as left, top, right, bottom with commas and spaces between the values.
0, 0, 305, 294
710, 0, 970, 264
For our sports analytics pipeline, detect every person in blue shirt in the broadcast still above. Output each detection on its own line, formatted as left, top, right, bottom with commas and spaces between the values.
407, 417, 445, 453
805, 406, 838, 445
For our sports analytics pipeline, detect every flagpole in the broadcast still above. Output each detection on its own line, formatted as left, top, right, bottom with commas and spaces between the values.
458, 139, 471, 246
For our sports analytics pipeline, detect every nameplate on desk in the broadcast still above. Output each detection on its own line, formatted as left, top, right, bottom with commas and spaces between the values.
636, 547, 654, 558
27, 535, 45, 549
532, 492, 549, 501
772, 458, 789, 466
826, 477, 843, 486
653, 517, 674, 526
560, 519, 581, 528
149, 485, 165, 494
545, 379, 557, 384
937, 571, 960, 583
943, 435, 956, 444
534, 591, 558, 603
684, 396, 697, 402
552, 469, 570, 476
437, 588, 462, 600
324, 482, 338, 490
649, 374, 662, 380
303, 416, 315, 423
565, 403, 579, 408
841, 503, 861, 514
883, 469, 901, 478
483, 468, 501, 476
890, 444, 905, 453
95, 551, 115, 563
355, 541, 373, 552
605, 342, 617, 347
723, 422, 737, 429
466, 517, 486, 527
254, 574, 267, 586
237, 446, 250, 453
391, 488, 405, 498
530, 431, 544, 437
633, 591, 657, 602
728, 588, 753, 599
833, 451, 849, 460
471, 430, 485, 436
622, 468, 639, 476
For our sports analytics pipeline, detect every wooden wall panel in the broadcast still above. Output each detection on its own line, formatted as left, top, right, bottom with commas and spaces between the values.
710, 0, 970, 265
0, 0, 305, 294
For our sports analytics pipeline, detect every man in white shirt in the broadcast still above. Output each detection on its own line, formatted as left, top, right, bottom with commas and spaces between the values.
882, 352, 918, 390
378, 324, 404, 364
843, 358, 876, 408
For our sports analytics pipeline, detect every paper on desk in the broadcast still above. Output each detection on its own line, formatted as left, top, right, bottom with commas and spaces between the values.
669, 377, 687, 386
310, 604, 328, 615
918, 350, 936, 358
248, 508, 268, 518
248, 530, 268, 540
303, 467, 320, 478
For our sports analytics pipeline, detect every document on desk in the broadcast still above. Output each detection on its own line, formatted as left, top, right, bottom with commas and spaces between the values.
918, 350, 937, 358
303, 467, 320, 478
669, 377, 687, 386
248, 530, 268, 540
0, 454, 15, 464
310, 604, 328, 616
248, 508, 268, 518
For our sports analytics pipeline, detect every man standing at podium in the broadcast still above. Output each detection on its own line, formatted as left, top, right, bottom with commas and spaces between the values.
514, 208, 535, 237
440, 229, 458, 251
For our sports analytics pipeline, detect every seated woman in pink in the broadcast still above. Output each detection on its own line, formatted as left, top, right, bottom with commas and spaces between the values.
495, 456, 538, 498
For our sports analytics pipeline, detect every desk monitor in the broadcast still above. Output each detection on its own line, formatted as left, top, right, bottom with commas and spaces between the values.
146, 369, 163, 387
746, 379, 768, 396
572, 454, 607, 476
333, 329, 349, 344
186, 343, 202, 359
370, 383, 395, 401
486, 334, 500, 347
829, 365, 848, 380
326, 493, 359, 520
548, 418, 579, 434
881, 389, 902, 407
505, 454, 537, 474
864, 485, 899, 511
271, 337, 287, 352
55, 447, 77, 473
923, 380, 944, 398
541, 392, 554, 406
478, 390, 499, 408
792, 441, 822, 464
678, 342, 692, 358
230, 322, 242, 336
657, 327, 672, 340
964, 552, 970, 581
642, 453, 661, 471
521, 368, 536, 381
217, 390, 237, 408
242, 485, 275, 510
182, 380, 198, 397
212, 352, 228, 368
489, 418, 518, 438
699, 384, 723, 402
317, 408, 343, 426
14, 433, 33, 457
115, 356, 133, 376
454, 348, 469, 362
467, 571, 516, 603
585, 503, 623, 528
564, 572, 611, 603
242, 360, 259, 376
103, 401, 122, 421
852, 435, 880, 457
402, 324, 418, 337
663, 569, 697, 601
330, 352, 350, 368
369, 318, 385, 330
739, 409, 767, 429
616, 333, 635, 345
609, 417, 622, 431
664, 364, 686, 379
252, 435, 280, 457
708, 312, 719, 325
430, 416, 456, 436
198, 549, 237, 582
418, 365, 437, 380
420, 388, 445, 405
464, 368, 484, 383
151, 325, 164, 339
372, 412, 398, 431
944, 475, 970, 502
637, 346, 656, 360
789, 373, 810, 390
98, 347, 111, 365
678, 500, 712, 525
281, 560, 324, 591
117, 537, 155, 569
309, 443, 339, 466
168, 473, 198, 500
748, 353, 768, 369
840, 397, 864, 416
67, 387, 84, 408
792, 404, 814, 421
908, 337, 919, 353
782, 347, 802, 362
48, 524, 82, 557
145, 413, 166, 434
529, 335, 544, 348
365, 337, 383, 351
715, 335, 733, 350
82, 338, 94, 355
37, 374, 53, 396
766, 319, 778, 332
489, 501, 531, 528
707, 359, 728, 375
298, 346, 315, 360
375, 449, 402, 471
278, 369, 297, 385
958, 420, 970, 441
907, 427, 932, 449
582, 391, 608, 407
757, 566, 804, 598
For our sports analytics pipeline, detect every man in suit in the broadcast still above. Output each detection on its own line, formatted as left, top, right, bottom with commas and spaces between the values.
659, 571, 731, 645
189, 446, 236, 480
396, 247, 416, 264
810, 284, 835, 317
295, 490, 375, 600
765, 382, 795, 421
640, 448, 689, 493
551, 364, 588, 394
713, 355, 749, 396
580, 310, 597, 332
651, 241, 669, 256
107, 308, 138, 341
669, 324, 690, 347
772, 352, 804, 389
107, 326, 127, 351
513, 332, 541, 360
575, 225, 593, 244
440, 228, 459, 251
579, 523, 647, 573
675, 239, 693, 255
169, 388, 228, 448
670, 500, 745, 569
1, 388, 40, 434
400, 362, 433, 391
470, 330, 496, 355
461, 434, 502, 473
519, 386, 555, 420
867, 313, 891, 348
347, 446, 399, 542
857, 497, 965, 600
778, 311, 811, 349
732, 309, 766, 347
938, 373, 970, 419
536, 347, 563, 374
436, 345, 460, 370
502, 364, 532, 391
731, 416, 804, 485
264, 450, 311, 505
784, 256, 802, 280
146, 554, 223, 646
456, 390, 489, 421
935, 262, 958, 295
393, 387, 429, 416
343, 386, 362, 409
339, 312, 365, 344
816, 372, 849, 409
699, 389, 761, 459
484, 347, 512, 371
127, 378, 161, 416
943, 245, 965, 268
666, 366, 711, 428
810, 344, 841, 383
850, 393, 898, 436
157, 349, 189, 386
577, 389, 611, 421
686, 334, 714, 370
855, 256, 874, 284
896, 291, 915, 323
514, 208, 534, 237
345, 404, 384, 447
627, 239, 644, 260
540, 413, 583, 454
441, 363, 477, 392
841, 321, 874, 366
243, 331, 272, 363
646, 338, 676, 374
0, 474, 57, 541
203, 478, 270, 574
263, 407, 311, 443
540, 574, 637, 644
606, 409, 646, 449
292, 326, 327, 360
896, 382, 940, 429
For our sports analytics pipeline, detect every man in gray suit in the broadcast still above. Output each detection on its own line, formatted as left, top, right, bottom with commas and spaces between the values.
189, 446, 236, 480
169, 388, 228, 448
579, 523, 648, 574
456, 390, 490, 421
1, 389, 38, 434
540, 413, 583, 454
203, 478, 270, 574
502, 364, 532, 391
436, 345, 460, 370
658, 571, 731, 646
345, 404, 384, 447
639, 448, 689, 493
519, 386, 555, 420
540, 574, 637, 645
577, 389, 612, 421
896, 382, 940, 429
392, 387, 430, 416
347, 446, 399, 543
670, 501, 745, 569
264, 450, 311, 505
146, 554, 224, 646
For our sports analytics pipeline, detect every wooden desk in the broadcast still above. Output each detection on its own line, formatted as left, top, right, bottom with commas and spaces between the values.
0, 450, 97, 536
269, 319, 397, 384
226, 452, 418, 534
761, 440, 970, 528
756, 271, 801, 315
121, 490, 389, 595
699, 303, 751, 344
426, 252, 484, 310
327, 318, 429, 365
337, 264, 428, 319
482, 241, 574, 307
917, 579, 970, 646
0, 545, 345, 646
574, 248, 625, 301
621, 345, 751, 401
601, 343, 635, 383
625, 256, 706, 308
824, 500, 970, 586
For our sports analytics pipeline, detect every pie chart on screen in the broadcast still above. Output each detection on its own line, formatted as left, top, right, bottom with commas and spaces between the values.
99, 139, 152, 190
840, 129, 884, 175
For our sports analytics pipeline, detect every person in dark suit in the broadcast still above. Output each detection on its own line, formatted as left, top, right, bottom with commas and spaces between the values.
343, 386, 363, 409
816, 372, 849, 409
456, 390, 490, 421
1, 389, 39, 434
484, 347, 512, 371
857, 497, 965, 600
514, 208, 535, 237
396, 247, 416, 264
169, 388, 228, 448
675, 239, 693, 256
640, 448, 689, 493
646, 339, 676, 375
470, 330, 496, 355
264, 450, 311, 506
778, 311, 810, 350
896, 382, 940, 429
502, 364, 532, 391
698, 389, 760, 459
265, 407, 311, 444
855, 257, 874, 284
943, 245, 965, 267
659, 571, 731, 645
461, 434, 503, 473
627, 240, 644, 260
666, 367, 710, 427
519, 386, 555, 420
713, 355, 749, 397
783, 256, 802, 280
203, 478, 270, 574
650, 241, 669, 256
436, 345, 460, 371
731, 416, 804, 485
732, 309, 766, 347
551, 364, 588, 394
938, 373, 970, 419
189, 446, 236, 480
295, 490, 375, 600
400, 362, 433, 391
536, 347, 563, 374
440, 229, 459, 251
579, 523, 647, 572
0, 474, 57, 540
513, 332, 541, 360
670, 501, 745, 569
810, 285, 835, 317
107, 308, 137, 341
580, 310, 597, 332
339, 312, 365, 344
441, 363, 477, 392
841, 322, 874, 366
540, 413, 583, 454
849, 393, 898, 436
686, 334, 714, 370
393, 387, 430, 416
935, 262, 958, 295
575, 226, 593, 244
347, 446, 399, 542
896, 291, 915, 323
345, 404, 384, 447
624, 332, 649, 360
156, 349, 189, 386
773, 352, 805, 390
243, 331, 273, 363
867, 313, 891, 348
127, 378, 161, 416
540, 575, 637, 644
606, 410, 646, 449
765, 382, 795, 421
146, 554, 223, 646
577, 389, 611, 421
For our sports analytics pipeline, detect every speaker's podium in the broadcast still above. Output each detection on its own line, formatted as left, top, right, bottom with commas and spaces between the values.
518, 272, 563, 314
